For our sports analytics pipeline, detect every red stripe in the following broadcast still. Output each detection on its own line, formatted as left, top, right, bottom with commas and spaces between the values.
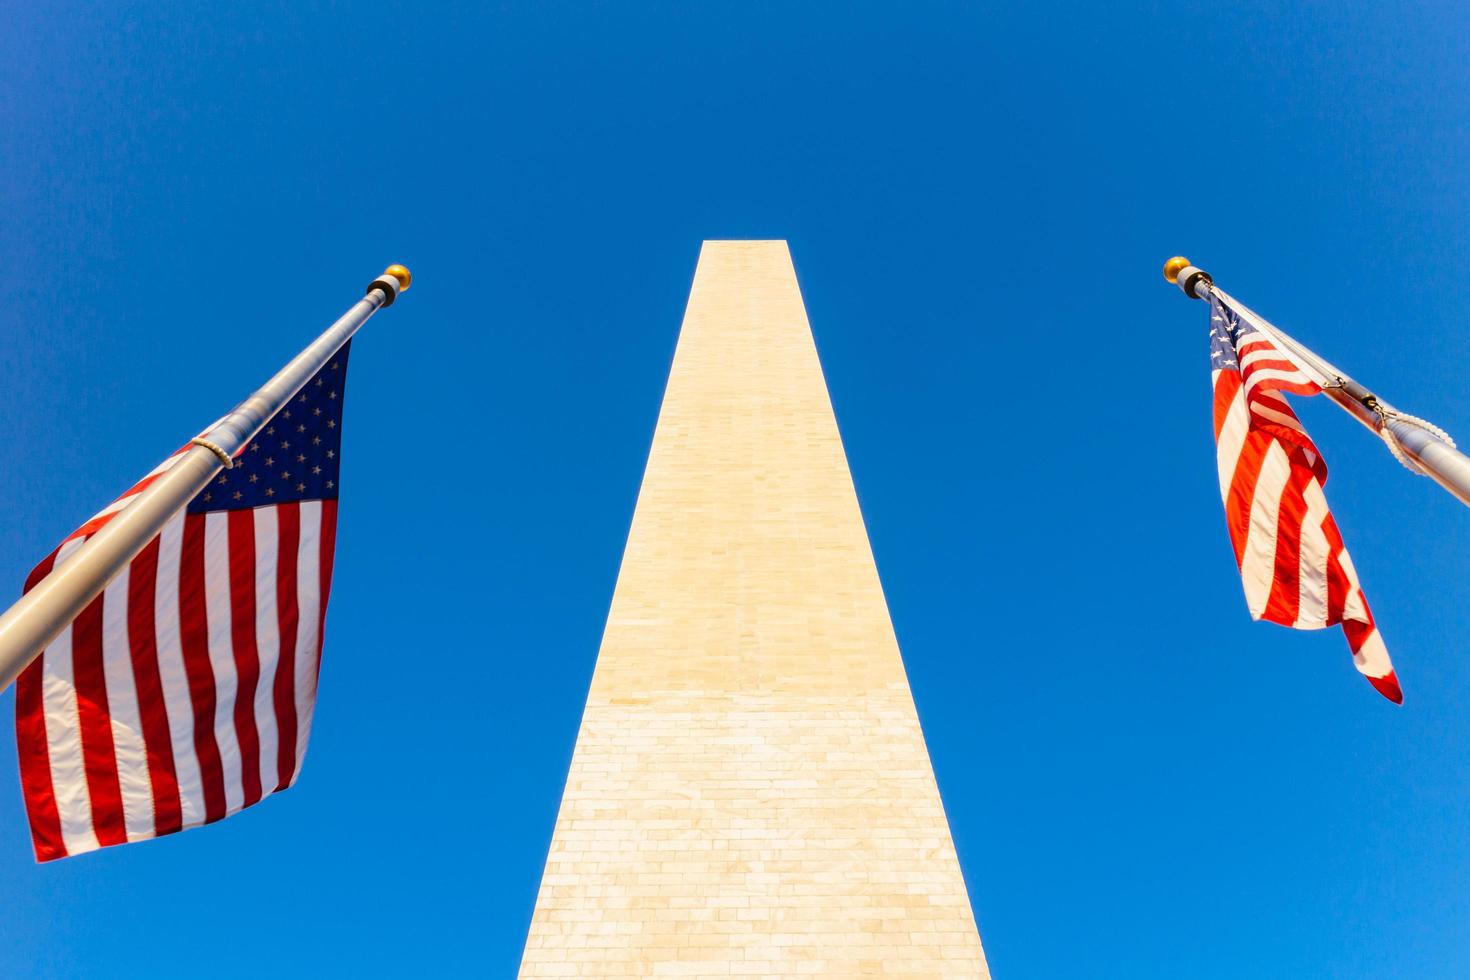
70, 594, 128, 847
1343, 613, 1377, 648
1240, 355, 1306, 378
316, 499, 339, 681
1238, 346, 1308, 370
291, 500, 338, 785
1240, 355, 1320, 396
1224, 430, 1273, 566
1235, 338, 1281, 356
1367, 670, 1403, 704
16, 551, 66, 861
1261, 454, 1312, 627
1239, 350, 1298, 367
1322, 514, 1351, 626
117, 468, 171, 500
24, 548, 62, 593
1247, 390, 1302, 419
67, 487, 156, 541
60, 459, 185, 543
1213, 371, 1242, 440
126, 538, 182, 836
1304, 450, 1328, 486
227, 509, 264, 808
1252, 378, 1321, 398
1234, 341, 1275, 360
272, 503, 301, 793
15, 658, 65, 861
110, 449, 186, 499
1252, 389, 1292, 406
177, 514, 228, 823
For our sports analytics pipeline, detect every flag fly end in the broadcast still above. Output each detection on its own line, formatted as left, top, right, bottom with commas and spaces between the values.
1368, 671, 1404, 705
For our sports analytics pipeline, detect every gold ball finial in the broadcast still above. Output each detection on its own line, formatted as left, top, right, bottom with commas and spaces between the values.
1163, 256, 1191, 284
383, 264, 412, 292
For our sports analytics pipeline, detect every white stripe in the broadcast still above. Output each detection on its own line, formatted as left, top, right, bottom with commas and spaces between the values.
1238, 339, 1309, 371
291, 501, 323, 782
98, 567, 156, 841
1352, 627, 1393, 677
1251, 389, 1293, 409
1238, 345, 1303, 371
81, 455, 183, 525
154, 513, 206, 827
252, 506, 281, 796
89, 493, 142, 523
1235, 332, 1289, 363
202, 511, 244, 814
1338, 549, 1370, 624
41, 537, 99, 856
1249, 402, 1308, 433
142, 451, 184, 479
1244, 366, 1315, 392
1240, 441, 1292, 619
1215, 379, 1250, 501
1295, 479, 1332, 629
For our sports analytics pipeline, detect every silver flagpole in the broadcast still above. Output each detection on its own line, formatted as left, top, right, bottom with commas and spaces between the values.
0, 264, 413, 694
1165, 256, 1470, 508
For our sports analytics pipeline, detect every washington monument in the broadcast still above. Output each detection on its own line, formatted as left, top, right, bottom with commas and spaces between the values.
520, 241, 988, 976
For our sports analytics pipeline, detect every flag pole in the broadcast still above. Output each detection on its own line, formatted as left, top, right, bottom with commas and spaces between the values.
0, 264, 413, 694
1164, 257, 1470, 509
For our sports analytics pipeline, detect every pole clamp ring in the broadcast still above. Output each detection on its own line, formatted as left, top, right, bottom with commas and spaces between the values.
1181, 268, 1213, 300
189, 437, 235, 469
366, 275, 401, 307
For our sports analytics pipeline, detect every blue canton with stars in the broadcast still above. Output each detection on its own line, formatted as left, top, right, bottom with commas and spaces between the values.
1209, 302, 1241, 372
189, 342, 351, 514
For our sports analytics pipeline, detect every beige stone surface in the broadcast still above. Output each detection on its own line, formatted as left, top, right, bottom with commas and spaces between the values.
519, 241, 989, 978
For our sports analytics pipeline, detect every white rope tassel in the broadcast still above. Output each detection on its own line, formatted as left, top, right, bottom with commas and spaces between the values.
1379, 411, 1456, 476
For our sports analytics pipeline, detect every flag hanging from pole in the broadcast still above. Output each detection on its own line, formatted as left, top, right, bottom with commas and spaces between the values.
1209, 295, 1401, 703
15, 345, 353, 860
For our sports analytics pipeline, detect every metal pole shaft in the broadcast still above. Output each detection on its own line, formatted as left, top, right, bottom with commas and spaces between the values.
1166, 258, 1470, 509
0, 267, 411, 694
1380, 419, 1470, 508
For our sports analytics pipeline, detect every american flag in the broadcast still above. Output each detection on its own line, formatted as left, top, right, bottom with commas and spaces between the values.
1209, 296, 1400, 703
14, 344, 353, 860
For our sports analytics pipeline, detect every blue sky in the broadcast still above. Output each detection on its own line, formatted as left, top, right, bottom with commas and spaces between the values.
3, 2, 1469, 976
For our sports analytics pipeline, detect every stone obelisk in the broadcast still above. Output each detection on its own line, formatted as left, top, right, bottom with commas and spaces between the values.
520, 241, 988, 977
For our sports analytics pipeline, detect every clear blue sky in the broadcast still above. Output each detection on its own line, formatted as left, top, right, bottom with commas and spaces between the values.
3, 2, 1468, 977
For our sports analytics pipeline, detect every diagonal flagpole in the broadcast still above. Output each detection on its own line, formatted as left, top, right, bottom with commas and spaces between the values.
0, 264, 413, 694
1165, 256, 1470, 509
